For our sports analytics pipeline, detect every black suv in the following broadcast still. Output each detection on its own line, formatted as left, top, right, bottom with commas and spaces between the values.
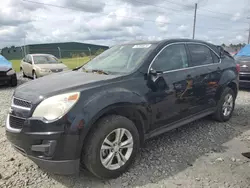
6, 39, 239, 179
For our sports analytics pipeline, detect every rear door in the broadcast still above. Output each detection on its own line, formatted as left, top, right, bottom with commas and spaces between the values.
186, 43, 222, 113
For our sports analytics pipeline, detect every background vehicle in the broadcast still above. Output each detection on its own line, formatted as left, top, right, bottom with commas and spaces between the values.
234, 44, 250, 88
20, 54, 69, 79
6, 39, 239, 179
0, 55, 17, 87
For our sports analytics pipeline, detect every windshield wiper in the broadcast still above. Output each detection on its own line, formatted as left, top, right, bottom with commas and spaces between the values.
91, 69, 109, 75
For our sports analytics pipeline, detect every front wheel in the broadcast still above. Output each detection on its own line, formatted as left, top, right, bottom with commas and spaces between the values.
82, 115, 140, 179
20, 67, 26, 77
32, 71, 37, 80
213, 87, 235, 122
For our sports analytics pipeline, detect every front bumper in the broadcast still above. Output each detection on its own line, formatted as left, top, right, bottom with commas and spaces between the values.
5, 113, 81, 175
37, 71, 51, 77
0, 73, 15, 85
12, 144, 79, 175
38, 69, 65, 77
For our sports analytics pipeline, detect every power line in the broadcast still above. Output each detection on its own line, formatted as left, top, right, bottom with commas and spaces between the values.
22, 0, 245, 32
163, 0, 248, 24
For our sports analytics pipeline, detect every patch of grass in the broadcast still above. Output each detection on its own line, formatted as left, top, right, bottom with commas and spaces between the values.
10, 59, 21, 72
61, 57, 91, 69
10, 57, 91, 72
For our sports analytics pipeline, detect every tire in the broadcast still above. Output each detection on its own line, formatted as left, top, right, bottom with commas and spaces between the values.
10, 75, 17, 87
213, 87, 235, 122
32, 71, 37, 80
82, 115, 140, 179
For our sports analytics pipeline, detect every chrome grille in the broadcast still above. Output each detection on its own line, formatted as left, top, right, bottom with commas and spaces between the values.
0, 71, 6, 76
51, 69, 63, 73
9, 115, 25, 129
13, 98, 32, 108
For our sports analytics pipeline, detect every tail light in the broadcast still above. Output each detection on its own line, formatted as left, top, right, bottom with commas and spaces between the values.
236, 64, 240, 73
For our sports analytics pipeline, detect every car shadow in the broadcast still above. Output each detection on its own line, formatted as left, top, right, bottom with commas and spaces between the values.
48, 100, 250, 188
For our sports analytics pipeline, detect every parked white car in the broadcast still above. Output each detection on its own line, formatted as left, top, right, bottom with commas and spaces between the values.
20, 54, 69, 79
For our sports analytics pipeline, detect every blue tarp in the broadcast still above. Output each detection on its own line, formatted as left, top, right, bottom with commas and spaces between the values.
235, 44, 250, 57
0, 55, 12, 68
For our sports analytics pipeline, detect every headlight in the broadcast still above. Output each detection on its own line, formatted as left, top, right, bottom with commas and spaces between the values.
6, 69, 15, 75
63, 67, 69, 71
32, 92, 80, 121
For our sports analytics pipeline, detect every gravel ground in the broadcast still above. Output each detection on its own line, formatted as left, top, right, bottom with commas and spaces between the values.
1, 74, 250, 188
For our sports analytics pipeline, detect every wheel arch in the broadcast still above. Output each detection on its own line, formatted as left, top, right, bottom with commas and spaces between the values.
83, 103, 148, 144
77, 102, 149, 159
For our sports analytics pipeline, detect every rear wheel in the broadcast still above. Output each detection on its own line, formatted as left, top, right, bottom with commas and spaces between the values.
213, 87, 235, 122
82, 115, 140, 179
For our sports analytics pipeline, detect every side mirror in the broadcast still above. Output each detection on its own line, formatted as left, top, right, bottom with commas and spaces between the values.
149, 68, 163, 76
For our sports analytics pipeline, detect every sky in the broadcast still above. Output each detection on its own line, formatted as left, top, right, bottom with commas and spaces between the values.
0, 0, 250, 48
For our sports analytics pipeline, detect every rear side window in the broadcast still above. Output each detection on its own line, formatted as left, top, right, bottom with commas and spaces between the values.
188, 44, 213, 67
152, 44, 188, 72
211, 51, 220, 63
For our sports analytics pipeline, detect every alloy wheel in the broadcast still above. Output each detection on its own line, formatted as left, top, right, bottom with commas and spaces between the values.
100, 128, 134, 170
222, 93, 233, 117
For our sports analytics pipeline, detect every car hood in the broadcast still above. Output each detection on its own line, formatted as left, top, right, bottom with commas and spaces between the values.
0, 55, 12, 71
0, 65, 12, 72
14, 71, 119, 103
35, 63, 67, 69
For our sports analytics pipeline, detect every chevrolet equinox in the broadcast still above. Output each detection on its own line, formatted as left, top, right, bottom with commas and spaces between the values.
6, 39, 239, 179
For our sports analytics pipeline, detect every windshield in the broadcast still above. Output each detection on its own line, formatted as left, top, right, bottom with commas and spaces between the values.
33, 55, 60, 64
83, 43, 156, 74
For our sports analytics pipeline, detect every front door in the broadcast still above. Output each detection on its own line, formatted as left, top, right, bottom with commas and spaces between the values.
145, 43, 193, 130
26, 55, 33, 77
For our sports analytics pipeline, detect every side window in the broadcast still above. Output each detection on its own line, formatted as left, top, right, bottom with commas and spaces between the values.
188, 44, 213, 67
23, 55, 28, 62
211, 50, 220, 63
151, 44, 188, 72
27, 55, 32, 64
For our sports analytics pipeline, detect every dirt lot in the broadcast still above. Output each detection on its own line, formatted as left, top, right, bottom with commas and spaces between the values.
1, 74, 250, 188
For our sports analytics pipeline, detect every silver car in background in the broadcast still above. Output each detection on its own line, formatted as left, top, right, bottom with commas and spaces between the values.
20, 54, 69, 79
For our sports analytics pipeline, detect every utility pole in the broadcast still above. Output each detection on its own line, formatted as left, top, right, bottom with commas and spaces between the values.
247, 17, 250, 44
57, 47, 62, 59
192, 3, 198, 39
248, 24, 250, 44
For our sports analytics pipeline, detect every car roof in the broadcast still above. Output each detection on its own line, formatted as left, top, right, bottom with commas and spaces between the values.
120, 38, 215, 46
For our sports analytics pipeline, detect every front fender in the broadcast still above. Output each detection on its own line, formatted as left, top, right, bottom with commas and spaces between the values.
73, 88, 148, 159
82, 88, 147, 126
